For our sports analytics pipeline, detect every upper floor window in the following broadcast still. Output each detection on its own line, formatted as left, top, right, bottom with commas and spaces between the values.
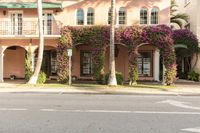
140, 7, 148, 24
87, 8, 94, 25
77, 9, 84, 25
118, 7, 126, 25
43, 13, 53, 35
108, 8, 112, 24
108, 7, 117, 25
151, 7, 159, 24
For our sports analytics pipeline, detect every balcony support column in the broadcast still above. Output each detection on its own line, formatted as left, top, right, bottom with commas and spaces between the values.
154, 48, 160, 81
0, 46, 5, 83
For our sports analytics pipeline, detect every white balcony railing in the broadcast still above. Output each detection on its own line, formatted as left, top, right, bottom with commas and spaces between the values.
0, 20, 61, 36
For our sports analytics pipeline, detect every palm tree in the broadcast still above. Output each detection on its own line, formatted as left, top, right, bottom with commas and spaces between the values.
108, 0, 117, 86
28, 0, 44, 84
171, 0, 189, 29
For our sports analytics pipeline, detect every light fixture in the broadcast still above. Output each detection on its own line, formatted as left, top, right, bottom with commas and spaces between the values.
115, 45, 119, 57
3, 10, 6, 16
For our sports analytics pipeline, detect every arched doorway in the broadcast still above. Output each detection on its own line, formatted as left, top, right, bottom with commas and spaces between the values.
3, 46, 26, 79
136, 43, 160, 81
137, 44, 154, 79
34, 46, 57, 78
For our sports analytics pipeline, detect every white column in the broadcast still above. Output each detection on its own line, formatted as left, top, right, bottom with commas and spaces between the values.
154, 48, 160, 81
0, 47, 4, 83
84, 9, 87, 25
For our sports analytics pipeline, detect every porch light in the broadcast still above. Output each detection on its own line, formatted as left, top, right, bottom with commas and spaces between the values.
67, 48, 73, 57
3, 10, 6, 16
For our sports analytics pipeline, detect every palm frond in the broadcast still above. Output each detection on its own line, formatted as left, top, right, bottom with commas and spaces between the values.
171, 19, 183, 28
171, 13, 189, 22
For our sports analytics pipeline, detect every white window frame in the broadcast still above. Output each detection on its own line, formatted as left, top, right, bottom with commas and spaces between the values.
140, 7, 148, 25
43, 10, 53, 35
87, 7, 95, 25
76, 9, 85, 25
118, 7, 126, 25
107, 7, 117, 25
150, 7, 159, 25
8, 10, 23, 35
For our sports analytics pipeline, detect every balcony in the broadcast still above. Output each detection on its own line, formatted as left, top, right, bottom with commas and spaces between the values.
0, 20, 62, 39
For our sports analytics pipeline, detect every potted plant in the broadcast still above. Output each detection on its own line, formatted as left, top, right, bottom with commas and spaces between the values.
10, 75, 16, 80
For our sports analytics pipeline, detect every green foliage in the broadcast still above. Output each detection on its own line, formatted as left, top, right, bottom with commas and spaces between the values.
104, 72, 124, 85
165, 64, 177, 86
57, 27, 72, 84
25, 45, 33, 81
92, 50, 105, 83
37, 71, 46, 84
129, 57, 138, 86
60, 25, 176, 86
187, 71, 199, 81
170, 0, 189, 28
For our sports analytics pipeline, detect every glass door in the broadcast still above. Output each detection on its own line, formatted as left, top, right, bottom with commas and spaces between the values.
43, 13, 52, 35
80, 51, 93, 76
137, 51, 152, 77
10, 13, 23, 35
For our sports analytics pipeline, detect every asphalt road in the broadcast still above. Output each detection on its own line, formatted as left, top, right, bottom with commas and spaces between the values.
0, 92, 200, 133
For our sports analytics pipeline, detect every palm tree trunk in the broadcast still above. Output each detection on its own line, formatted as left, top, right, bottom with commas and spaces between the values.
28, 0, 44, 84
108, 0, 117, 86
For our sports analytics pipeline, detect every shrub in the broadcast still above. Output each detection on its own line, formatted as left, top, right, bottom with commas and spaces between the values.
165, 64, 177, 86
37, 71, 46, 84
187, 71, 199, 81
25, 45, 33, 81
129, 65, 138, 85
104, 72, 124, 85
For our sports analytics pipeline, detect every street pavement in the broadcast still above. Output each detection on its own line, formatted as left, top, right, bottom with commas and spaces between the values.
0, 93, 200, 133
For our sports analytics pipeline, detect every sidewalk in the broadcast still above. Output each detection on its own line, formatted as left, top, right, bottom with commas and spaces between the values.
0, 81, 200, 95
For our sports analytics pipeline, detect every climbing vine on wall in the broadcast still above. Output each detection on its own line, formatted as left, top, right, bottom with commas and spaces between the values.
57, 27, 72, 83
58, 25, 177, 85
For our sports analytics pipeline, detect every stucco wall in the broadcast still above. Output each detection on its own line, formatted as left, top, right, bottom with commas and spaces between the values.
3, 47, 25, 78
176, 0, 200, 74
57, 0, 170, 26
72, 44, 155, 81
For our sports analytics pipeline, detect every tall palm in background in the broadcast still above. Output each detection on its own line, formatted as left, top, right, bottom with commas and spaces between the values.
171, 0, 189, 29
28, 0, 44, 84
108, 0, 117, 86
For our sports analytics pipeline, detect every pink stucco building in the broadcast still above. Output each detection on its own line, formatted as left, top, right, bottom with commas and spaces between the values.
0, 0, 171, 82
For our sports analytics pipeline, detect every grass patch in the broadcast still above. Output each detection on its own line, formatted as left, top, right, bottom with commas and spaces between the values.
17, 83, 70, 88
16, 83, 176, 90
123, 84, 176, 90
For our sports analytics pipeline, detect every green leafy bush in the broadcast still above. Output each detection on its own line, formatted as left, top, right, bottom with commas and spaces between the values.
129, 64, 138, 85
187, 71, 199, 81
37, 71, 46, 84
104, 72, 124, 85
165, 64, 177, 86
25, 45, 33, 81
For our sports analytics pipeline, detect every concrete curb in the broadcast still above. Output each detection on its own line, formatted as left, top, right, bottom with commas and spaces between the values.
0, 87, 200, 96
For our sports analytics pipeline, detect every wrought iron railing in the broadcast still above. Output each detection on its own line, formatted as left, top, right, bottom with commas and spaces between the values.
0, 20, 61, 36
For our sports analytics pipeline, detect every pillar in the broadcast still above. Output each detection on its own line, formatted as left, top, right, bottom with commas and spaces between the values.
0, 47, 4, 83
154, 48, 160, 81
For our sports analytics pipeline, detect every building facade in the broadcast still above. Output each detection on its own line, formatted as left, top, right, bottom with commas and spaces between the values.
175, 0, 200, 74
0, 0, 171, 82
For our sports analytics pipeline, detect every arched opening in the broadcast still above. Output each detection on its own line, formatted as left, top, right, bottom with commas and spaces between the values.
34, 46, 57, 78
73, 44, 93, 80
3, 46, 26, 79
137, 44, 156, 80
176, 48, 191, 79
